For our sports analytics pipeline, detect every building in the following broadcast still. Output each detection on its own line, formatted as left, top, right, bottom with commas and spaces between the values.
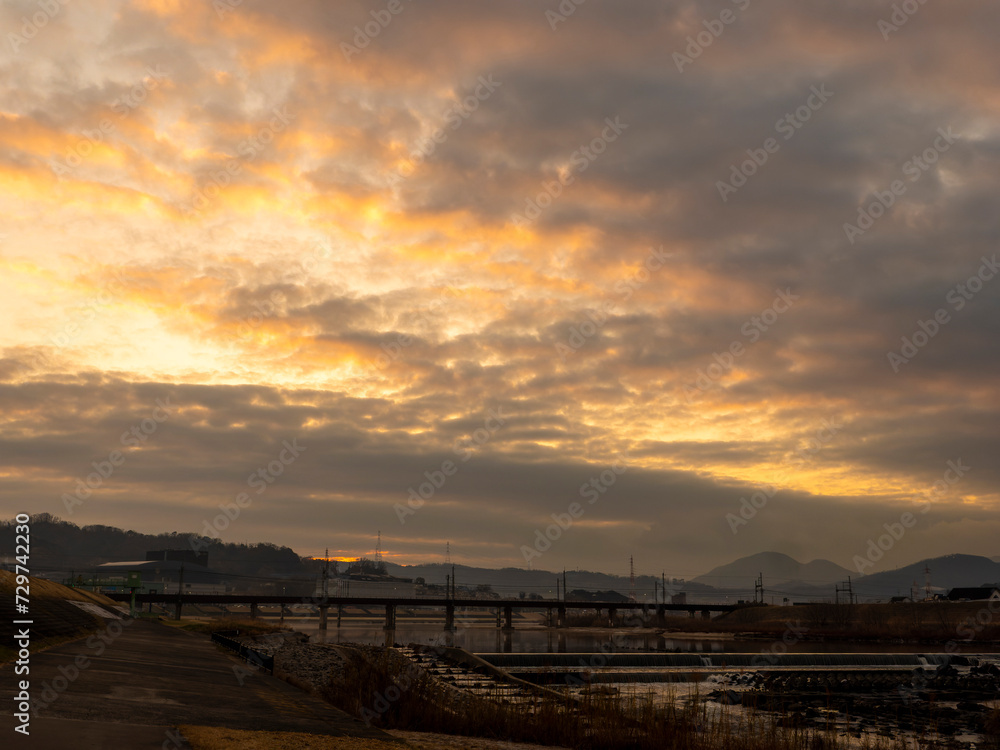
946, 586, 1000, 602
95, 558, 228, 595
146, 549, 208, 567
314, 574, 416, 598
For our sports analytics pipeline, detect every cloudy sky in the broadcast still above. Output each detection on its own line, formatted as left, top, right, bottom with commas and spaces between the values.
1, 0, 998, 580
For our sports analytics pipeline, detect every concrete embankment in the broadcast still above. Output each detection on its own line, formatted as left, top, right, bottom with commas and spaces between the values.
0, 616, 398, 748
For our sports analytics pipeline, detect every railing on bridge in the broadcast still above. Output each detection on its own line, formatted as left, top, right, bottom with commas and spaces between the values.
210, 630, 274, 674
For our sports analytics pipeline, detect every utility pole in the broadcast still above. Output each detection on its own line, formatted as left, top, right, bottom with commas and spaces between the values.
451, 564, 455, 598
556, 578, 560, 602
563, 569, 567, 601
835, 576, 855, 605
662, 571, 666, 605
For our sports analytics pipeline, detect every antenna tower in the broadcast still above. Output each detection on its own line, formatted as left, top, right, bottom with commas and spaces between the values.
322, 547, 330, 598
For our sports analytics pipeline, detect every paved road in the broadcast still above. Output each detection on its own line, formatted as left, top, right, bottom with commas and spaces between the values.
1, 619, 397, 749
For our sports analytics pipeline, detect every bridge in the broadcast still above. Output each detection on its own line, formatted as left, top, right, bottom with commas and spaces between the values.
105, 592, 740, 631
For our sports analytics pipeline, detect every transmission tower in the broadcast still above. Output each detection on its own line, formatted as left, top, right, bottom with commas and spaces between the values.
445, 541, 451, 566
754, 572, 764, 604
322, 547, 330, 598
924, 565, 932, 600
835, 576, 855, 605
628, 555, 637, 603
375, 530, 383, 565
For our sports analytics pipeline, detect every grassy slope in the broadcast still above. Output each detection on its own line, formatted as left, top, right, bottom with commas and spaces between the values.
707, 600, 1000, 641
0, 570, 126, 661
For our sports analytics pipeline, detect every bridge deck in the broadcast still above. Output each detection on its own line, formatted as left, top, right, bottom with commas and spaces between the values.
105, 593, 738, 612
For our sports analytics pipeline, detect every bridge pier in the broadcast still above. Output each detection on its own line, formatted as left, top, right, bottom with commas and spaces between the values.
174, 600, 182, 621
557, 605, 566, 629
502, 605, 514, 632
701, 609, 711, 620
445, 603, 455, 632
608, 607, 617, 628
318, 604, 329, 631
385, 603, 396, 630
689, 609, 695, 619
656, 604, 666, 627
250, 602, 258, 619
337, 603, 343, 627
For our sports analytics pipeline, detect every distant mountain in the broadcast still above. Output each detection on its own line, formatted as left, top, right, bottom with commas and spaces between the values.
852, 554, 1000, 598
381, 561, 707, 602
693, 551, 851, 589
993, 556, 1000, 564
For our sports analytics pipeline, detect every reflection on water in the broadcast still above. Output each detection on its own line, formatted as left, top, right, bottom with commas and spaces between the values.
277, 618, 1000, 655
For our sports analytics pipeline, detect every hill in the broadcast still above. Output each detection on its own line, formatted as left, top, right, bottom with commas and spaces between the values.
379, 561, 715, 602
0, 515, 318, 590
852, 554, 1000, 598
693, 551, 851, 589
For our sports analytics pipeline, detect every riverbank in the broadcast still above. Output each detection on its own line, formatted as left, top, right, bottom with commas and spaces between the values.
235, 626, 998, 750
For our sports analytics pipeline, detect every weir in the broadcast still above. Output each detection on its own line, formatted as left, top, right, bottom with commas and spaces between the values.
479, 653, 961, 669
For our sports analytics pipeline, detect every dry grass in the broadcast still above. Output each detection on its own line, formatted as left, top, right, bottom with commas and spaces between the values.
170, 617, 291, 636
178, 725, 578, 749
710, 601, 1000, 642
0, 569, 122, 607
0, 570, 127, 662
178, 726, 403, 749
319, 646, 919, 750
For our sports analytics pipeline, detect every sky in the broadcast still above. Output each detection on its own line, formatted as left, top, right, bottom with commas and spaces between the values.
1, 0, 998, 581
